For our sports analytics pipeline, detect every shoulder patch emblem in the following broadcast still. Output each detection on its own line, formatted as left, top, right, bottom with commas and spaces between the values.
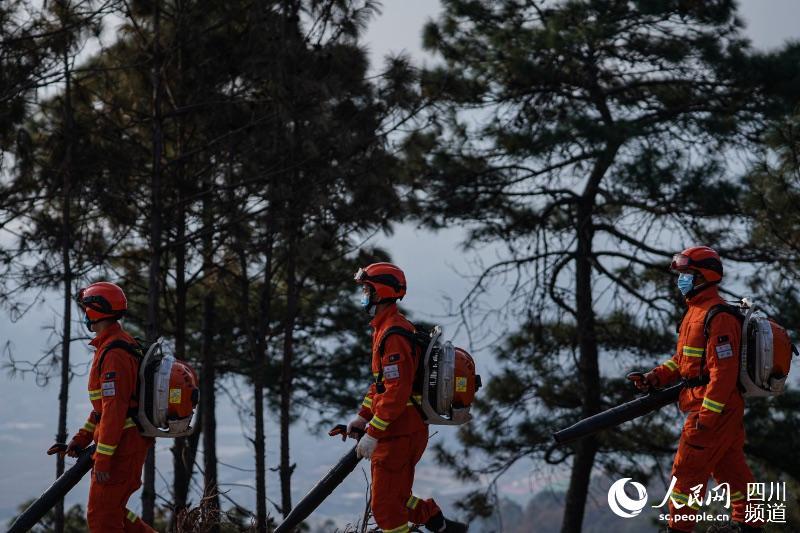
383, 364, 400, 380
717, 335, 729, 343
387, 353, 400, 363
104, 372, 116, 380
715, 343, 734, 359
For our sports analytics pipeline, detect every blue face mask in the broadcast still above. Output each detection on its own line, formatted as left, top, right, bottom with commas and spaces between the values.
677, 273, 695, 296
360, 292, 371, 309
83, 312, 93, 331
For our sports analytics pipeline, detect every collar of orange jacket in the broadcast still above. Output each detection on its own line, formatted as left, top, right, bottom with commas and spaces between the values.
686, 284, 722, 307
369, 302, 399, 330
89, 321, 122, 348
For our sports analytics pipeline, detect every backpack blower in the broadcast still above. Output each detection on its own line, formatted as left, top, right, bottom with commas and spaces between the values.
135, 337, 199, 437
9, 338, 198, 531
417, 325, 481, 425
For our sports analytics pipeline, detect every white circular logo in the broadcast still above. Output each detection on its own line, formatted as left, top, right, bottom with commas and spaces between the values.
607, 478, 648, 518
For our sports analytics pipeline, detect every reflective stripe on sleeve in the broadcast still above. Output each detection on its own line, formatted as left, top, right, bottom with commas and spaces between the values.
663, 360, 679, 372
406, 495, 420, 509
369, 416, 389, 432
682, 346, 705, 358
89, 389, 102, 401
361, 396, 373, 409
123, 418, 137, 429
96, 442, 117, 456
126, 509, 138, 523
82, 421, 96, 432
702, 397, 725, 413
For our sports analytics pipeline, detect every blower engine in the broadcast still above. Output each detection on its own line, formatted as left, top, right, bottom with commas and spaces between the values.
418, 326, 481, 426
137, 338, 199, 438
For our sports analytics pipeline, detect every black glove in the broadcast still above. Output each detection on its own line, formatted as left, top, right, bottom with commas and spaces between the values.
46, 442, 68, 456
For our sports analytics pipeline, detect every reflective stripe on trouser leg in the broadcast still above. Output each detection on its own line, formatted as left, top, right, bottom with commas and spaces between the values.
382, 524, 410, 533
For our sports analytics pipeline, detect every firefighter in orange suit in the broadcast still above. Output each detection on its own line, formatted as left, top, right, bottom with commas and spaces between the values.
341, 263, 467, 533
47, 282, 155, 532
629, 247, 761, 533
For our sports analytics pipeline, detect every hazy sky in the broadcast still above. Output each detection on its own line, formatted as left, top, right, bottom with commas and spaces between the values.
1, 0, 799, 529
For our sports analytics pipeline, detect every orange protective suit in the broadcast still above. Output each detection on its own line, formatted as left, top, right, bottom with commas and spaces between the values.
70, 323, 155, 532
651, 287, 756, 532
357, 304, 440, 533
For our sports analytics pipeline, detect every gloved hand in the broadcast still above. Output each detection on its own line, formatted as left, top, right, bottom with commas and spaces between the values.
64, 439, 84, 458
347, 415, 368, 439
46, 439, 84, 458
355, 433, 377, 459
627, 371, 658, 392
46, 443, 68, 456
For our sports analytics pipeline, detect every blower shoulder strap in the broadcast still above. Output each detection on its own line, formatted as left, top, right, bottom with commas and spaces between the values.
96, 339, 143, 376
699, 304, 743, 378
375, 324, 428, 421
375, 326, 421, 385
95, 339, 145, 425
702, 304, 743, 340
377, 326, 420, 357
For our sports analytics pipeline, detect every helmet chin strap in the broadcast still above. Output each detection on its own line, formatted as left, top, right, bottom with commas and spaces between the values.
83, 311, 123, 332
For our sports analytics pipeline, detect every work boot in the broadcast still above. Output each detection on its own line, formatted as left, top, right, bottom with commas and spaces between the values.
424, 512, 468, 532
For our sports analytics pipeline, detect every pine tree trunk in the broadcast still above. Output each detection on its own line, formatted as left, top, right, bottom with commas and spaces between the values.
278, 5, 300, 510
279, 237, 297, 517
142, 0, 163, 523
54, 39, 74, 533
171, 191, 188, 529
560, 148, 618, 533
170, 4, 195, 524
254, 230, 273, 532
201, 292, 218, 531
201, 184, 220, 532
560, 206, 599, 533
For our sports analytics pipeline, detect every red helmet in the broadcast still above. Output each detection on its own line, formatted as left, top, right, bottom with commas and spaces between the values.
354, 262, 407, 302
670, 246, 723, 282
77, 281, 127, 322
